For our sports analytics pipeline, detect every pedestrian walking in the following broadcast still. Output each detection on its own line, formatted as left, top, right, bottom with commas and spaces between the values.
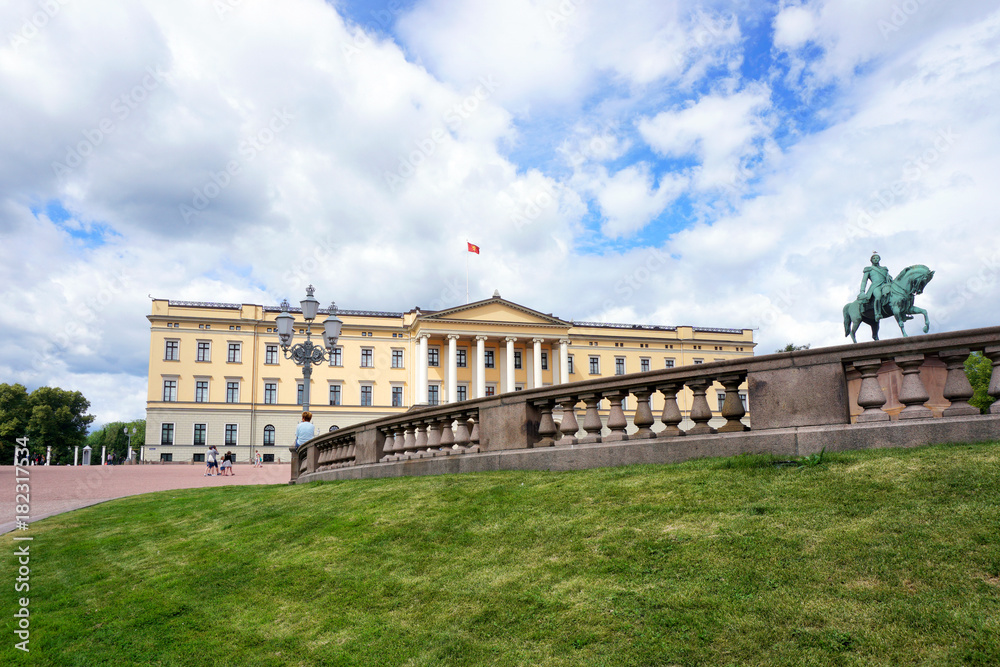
221, 451, 234, 476
204, 445, 219, 476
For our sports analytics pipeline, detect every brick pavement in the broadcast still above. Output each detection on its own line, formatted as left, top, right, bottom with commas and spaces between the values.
0, 463, 291, 534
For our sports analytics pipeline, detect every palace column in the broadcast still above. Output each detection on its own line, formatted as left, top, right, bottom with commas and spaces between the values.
417, 333, 429, 405
475, 335, 487, 398
505, 337, 517, 393
559, 339, 570, 384
447, 335, 459, 403
532, 338, 544, 388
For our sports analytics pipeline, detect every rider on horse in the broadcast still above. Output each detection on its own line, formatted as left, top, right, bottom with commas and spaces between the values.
857, 252, 893, 316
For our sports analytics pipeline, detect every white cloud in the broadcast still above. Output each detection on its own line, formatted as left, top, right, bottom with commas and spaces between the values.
638, 85, 774, 191
592, 165, 687, 239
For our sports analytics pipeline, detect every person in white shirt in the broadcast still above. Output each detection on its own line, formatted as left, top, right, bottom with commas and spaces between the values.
295, 412, 315, 448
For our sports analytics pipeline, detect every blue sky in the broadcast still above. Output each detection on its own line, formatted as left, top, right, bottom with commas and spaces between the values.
1, 0, 999, 427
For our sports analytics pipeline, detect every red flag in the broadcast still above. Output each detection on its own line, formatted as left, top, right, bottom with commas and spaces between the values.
467, 242, 480, 254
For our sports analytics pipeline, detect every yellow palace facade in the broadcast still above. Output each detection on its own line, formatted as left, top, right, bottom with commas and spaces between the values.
144, 293, 755, 463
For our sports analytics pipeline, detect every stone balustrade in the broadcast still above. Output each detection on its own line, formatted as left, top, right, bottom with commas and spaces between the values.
291, 326, 1000, 483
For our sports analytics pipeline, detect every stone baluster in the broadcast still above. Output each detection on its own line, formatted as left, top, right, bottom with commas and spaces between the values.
384, 427, 400, 459
604, 391, 629, 442
439, 416, 456, 450
425, 419, 441, 450
938, 349, 979, 417
414, 422, 428, 452
656, 382, 685, 437
717, 374, 749, 432
533, 399, 558, 447
578, 393, 603, 443
986, 346, 1000, 414
403, 423, 417, 457
384, 426, 403, 461
684, 379, 717, 435
853, 358, 890, 422
555, 396, 579, 445
346, 437, 356, 463
468, 411, 481, 450
631, 388, 655, 439
453, 413, 471, 449
895, 353, 933, 419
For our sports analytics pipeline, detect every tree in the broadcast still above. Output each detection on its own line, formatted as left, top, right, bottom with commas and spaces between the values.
87, 419, 146, 464
0, 385, 95, 464
776, 343, 811, 353
0, 384, 31, 464
965, 352, 996, 414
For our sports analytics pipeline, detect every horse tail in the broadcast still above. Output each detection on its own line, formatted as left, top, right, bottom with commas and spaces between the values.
843, 303, 851, 337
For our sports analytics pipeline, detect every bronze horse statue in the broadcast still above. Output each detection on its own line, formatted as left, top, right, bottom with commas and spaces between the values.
843, 265, 934, 342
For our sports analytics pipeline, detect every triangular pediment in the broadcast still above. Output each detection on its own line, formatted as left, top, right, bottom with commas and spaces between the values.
420, 297, 569, 327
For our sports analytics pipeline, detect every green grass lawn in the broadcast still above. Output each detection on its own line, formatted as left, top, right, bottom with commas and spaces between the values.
4, 442, 1000, 666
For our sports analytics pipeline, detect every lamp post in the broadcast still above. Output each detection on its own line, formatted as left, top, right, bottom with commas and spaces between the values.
275, 285, 343, 413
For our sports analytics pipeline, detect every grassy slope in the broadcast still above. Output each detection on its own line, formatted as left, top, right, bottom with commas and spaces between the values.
4, 443, 1000, 666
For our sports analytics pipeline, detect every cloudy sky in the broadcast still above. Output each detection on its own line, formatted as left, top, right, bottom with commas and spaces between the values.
2, 0, 999, 427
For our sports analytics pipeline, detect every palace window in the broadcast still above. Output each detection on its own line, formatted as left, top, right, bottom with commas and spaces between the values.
360, 385, 373, 407
162, 379, 177, 402
615, 357, 626, 375
226, 381, 240, 403
195, 380, 209, 403
541, 352, 548, 371
428, 385, 440, 406
485, 385, 496, 397
484, 350, 495, 368
589, 356, 600, 375
329, 346, 343, 367
391, 386, 403, 407
640, 358, 650, 372
193, 424, 206, 446
361, 347, 374, 368
264, 383, 277, 405
297, 383, 304, 405
457, 385, 467, 402
514, 351, 522, 369
391, 349, 404, 368
227, 342, 241, 363
665, 358, 675, 368
160, 423, 174, 446
428, 346, 440, 367
225, 424, 238, 446
329, 385, 341, 406
196, 341, 211, 362
263, 425, 275, 446
568, 355, 574, 374
265, 344, 278, 365
457, 348, 467, 368
164, 340, 179, 361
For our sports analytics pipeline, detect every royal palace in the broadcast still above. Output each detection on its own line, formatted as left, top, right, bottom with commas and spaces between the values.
144, 293, 755, 462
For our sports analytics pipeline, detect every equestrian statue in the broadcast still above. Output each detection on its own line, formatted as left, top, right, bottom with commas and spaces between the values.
843, 252, 934, 343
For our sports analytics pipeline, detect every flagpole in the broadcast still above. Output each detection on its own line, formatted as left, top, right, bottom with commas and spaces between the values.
466, 242, 470, 303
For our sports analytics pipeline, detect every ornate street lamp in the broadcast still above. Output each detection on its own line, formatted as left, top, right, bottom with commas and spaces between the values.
276, 285, 342, 412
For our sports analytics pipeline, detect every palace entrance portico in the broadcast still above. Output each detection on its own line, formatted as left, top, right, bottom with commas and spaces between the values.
409, 297, 573, 404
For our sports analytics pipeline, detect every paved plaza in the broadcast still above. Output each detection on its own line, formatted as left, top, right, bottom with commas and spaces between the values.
1, 463, 291, 534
